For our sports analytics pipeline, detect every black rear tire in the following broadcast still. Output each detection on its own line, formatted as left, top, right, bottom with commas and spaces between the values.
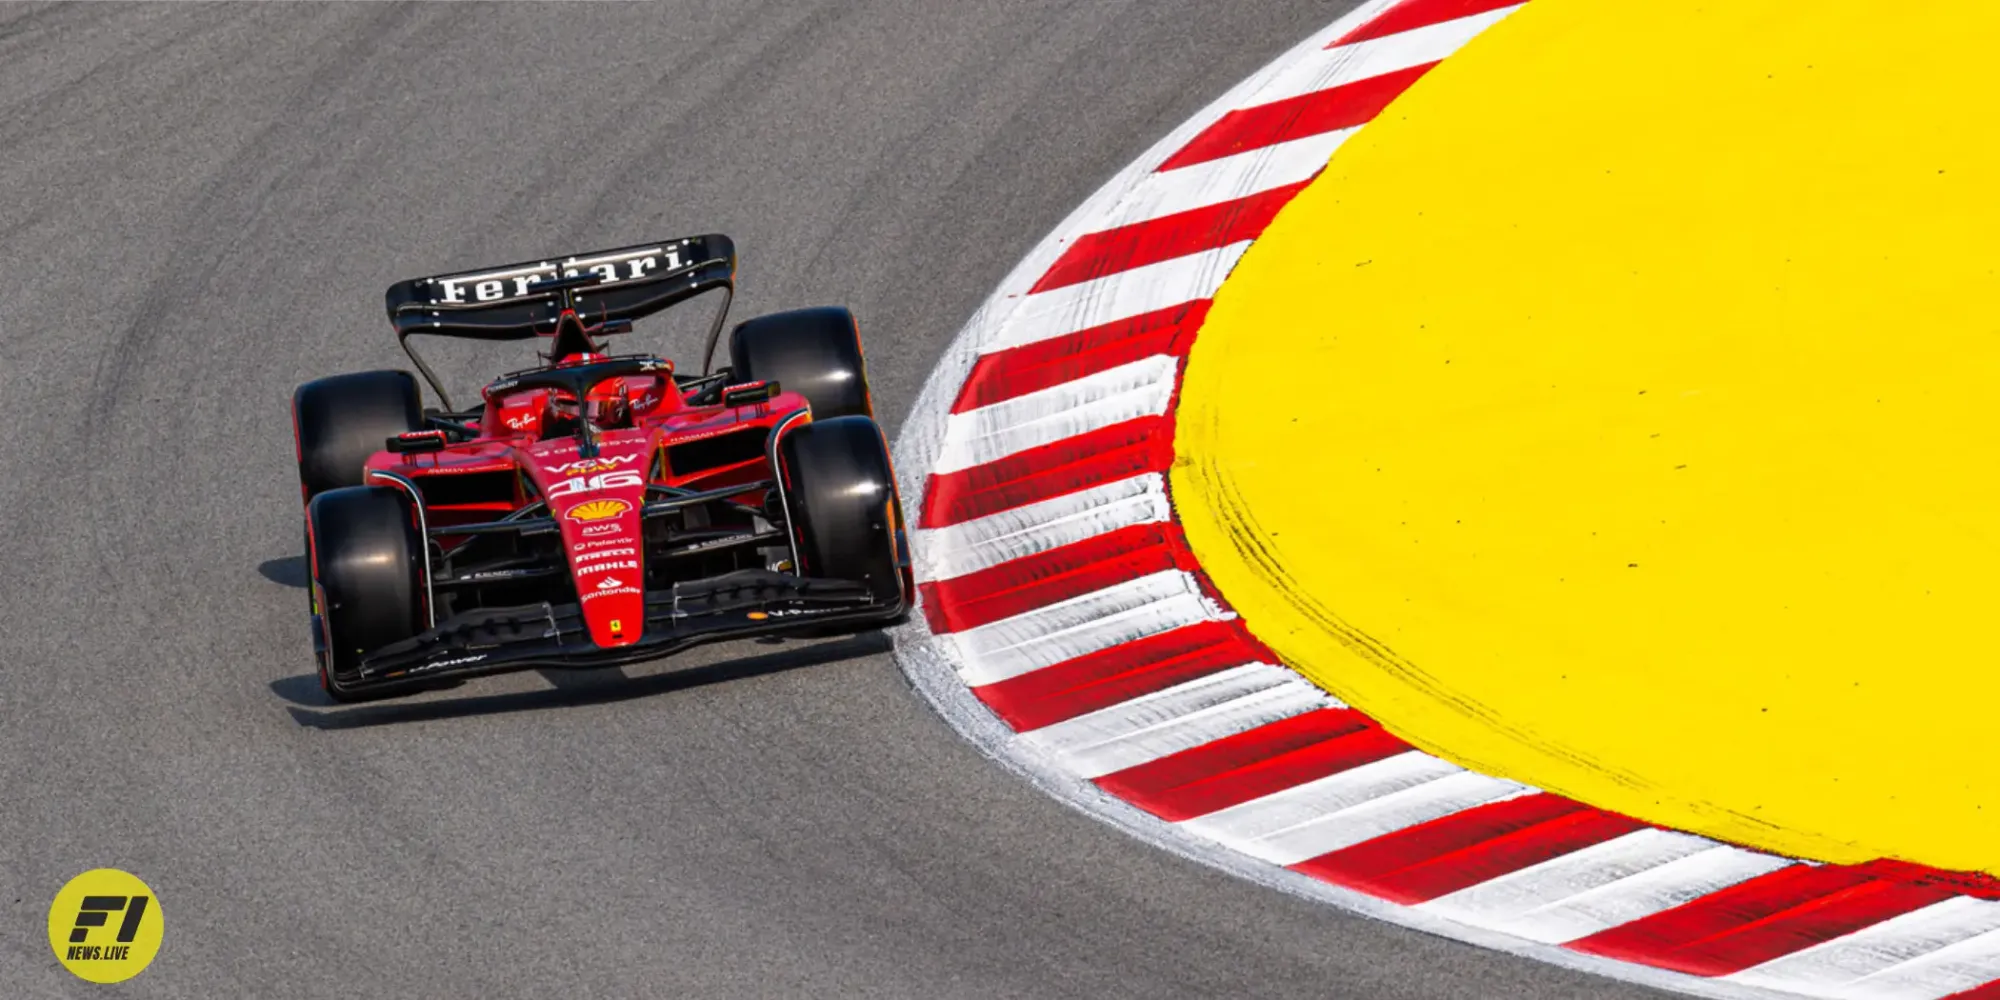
293, 370, 422, 502
308, 485, 426, 702
777, 415, 906, 611
729, 306, 873, 420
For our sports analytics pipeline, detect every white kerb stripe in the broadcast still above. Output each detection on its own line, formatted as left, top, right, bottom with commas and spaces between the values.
950, 569, 1228, 686
932, 354, 1180, 474
1181, 751, 1460, 861
1236, 772, 1533, 867
982, 243, 1249, 354
1491, 845, 1793, 945
926, 0, 1397, 364
1234, 6, 1526, 113
1020, 664, 1334, 779
1417, 829, 1720, 936
1099, 129, 1355, 229
1838, 924, 2000, 1000
915, 473, 1169, 583
1726, 896, 2000, 999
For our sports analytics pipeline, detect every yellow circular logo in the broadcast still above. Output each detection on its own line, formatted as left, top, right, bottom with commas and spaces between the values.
566, 498, 631, 523
47, 868, 164, 984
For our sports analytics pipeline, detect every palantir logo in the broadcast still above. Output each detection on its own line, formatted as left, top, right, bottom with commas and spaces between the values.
47, 868, 164, 983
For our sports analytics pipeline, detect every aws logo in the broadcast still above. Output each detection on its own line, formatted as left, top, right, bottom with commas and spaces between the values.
48, 868, 164, 983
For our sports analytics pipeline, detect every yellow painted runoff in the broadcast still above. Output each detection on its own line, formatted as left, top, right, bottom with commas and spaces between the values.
1174, 0, 2000, 873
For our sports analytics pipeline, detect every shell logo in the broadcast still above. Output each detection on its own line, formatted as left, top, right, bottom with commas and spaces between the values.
565, 499, 631, 523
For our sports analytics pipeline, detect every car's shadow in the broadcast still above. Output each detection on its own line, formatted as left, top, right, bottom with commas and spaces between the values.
259, 555, 308, 588
272, 630, 891, 730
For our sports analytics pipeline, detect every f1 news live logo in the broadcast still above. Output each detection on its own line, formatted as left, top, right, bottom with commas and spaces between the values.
47, 868, 165, 984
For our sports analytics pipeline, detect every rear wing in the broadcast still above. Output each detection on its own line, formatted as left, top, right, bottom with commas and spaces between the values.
384, 234, 736, 409
385, 234, 735, 338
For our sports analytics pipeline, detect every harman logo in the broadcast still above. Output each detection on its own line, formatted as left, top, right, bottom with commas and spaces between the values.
47, 868, 164, 983
566, 499, 631, 523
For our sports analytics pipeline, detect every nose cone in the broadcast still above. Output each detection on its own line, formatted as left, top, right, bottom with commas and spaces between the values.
528, 435, 655, 649
559, 504, 645, 648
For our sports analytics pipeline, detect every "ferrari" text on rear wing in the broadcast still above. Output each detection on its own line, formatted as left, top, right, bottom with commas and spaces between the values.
383, 234, 738, 409
383, 234, 735, 340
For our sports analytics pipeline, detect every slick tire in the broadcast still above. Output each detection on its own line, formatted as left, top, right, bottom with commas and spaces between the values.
729, 306, 873, 420
777, 415, 907, 614
308, 485, 426, 703
293, 369, 422, 502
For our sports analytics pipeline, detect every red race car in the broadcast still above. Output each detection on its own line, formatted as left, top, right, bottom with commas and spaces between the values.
291, 235, 910, 702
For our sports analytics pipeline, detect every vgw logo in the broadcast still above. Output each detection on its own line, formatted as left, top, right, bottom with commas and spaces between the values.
47, 868, 164, 983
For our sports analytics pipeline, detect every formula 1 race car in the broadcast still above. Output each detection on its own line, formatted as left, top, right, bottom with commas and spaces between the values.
291, 235, 910, 701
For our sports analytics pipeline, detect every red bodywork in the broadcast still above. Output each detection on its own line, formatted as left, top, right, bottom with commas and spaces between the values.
363, 355, 808, 650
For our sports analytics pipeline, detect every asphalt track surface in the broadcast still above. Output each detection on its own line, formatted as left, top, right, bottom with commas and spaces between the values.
0, 4, 1672, 998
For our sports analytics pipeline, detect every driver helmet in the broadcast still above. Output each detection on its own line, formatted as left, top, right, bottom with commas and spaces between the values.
585, 377, 631, 429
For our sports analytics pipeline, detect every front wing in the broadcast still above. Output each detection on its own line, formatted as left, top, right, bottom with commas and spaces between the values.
324, 569, 903, 697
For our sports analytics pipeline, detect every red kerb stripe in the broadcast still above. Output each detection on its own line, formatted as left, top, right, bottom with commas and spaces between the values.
919, 416, 1173, 529
1097, 708, 1363, 799
1297, 801, 1646, 904
1291, 793, 1591, 902
1332, 0, 1522, 47
952, 303, 1209, 414
1031, 183, 1311, 293
1567, 864, 1958, 977
1851, 858, 2000, 901
971, 619, 1268, 733
1100, 712, 1407, 822
920, 523, 1192, 634
1160, 63, 1434, 171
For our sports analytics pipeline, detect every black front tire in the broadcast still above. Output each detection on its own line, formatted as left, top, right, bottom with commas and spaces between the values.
777, 415, 906, 612
308, 486, 425, 702
729, 306, 873, 420
293, 370, 422, 502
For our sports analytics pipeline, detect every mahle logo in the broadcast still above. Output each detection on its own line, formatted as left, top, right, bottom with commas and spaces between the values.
48, 868, 164, 983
